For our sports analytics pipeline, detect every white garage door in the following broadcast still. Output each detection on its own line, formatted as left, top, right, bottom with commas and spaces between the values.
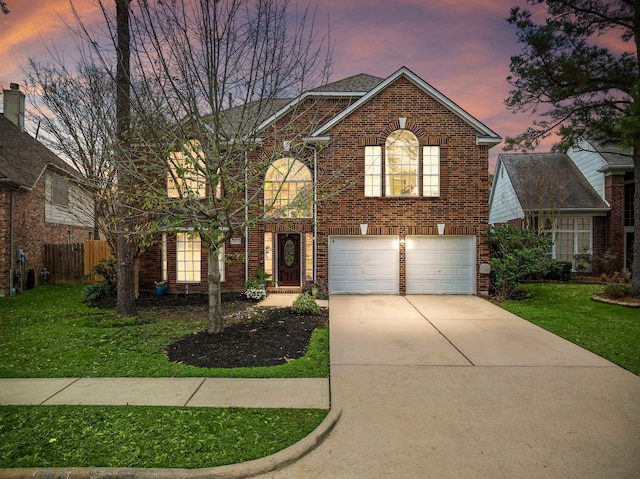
329, 236, 399, 294
406, 236, 476, 294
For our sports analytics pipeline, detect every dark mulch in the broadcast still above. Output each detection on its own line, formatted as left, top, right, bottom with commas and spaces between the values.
165, 307, 328, 368
94, 292, 328, 369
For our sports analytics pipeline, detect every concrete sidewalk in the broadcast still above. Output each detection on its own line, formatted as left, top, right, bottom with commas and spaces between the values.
0, 377, 330, 409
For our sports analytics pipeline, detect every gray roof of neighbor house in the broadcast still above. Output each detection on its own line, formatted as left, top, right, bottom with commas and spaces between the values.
309, 73, 384, 93
0, 114, 80, 190
589, 141, 633, 168
499, 152, 609, 211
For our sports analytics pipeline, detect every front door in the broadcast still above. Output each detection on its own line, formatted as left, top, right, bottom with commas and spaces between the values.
278, 233, 301, 286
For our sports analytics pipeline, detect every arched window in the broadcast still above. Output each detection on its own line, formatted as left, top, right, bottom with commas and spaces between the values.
264, 158, 313, 218
385, 130, 419, 196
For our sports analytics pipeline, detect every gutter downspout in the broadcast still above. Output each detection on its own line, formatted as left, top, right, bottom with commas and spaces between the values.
9, 190, 14, 294
244, 151, 249, 283
312, 146, 318, 281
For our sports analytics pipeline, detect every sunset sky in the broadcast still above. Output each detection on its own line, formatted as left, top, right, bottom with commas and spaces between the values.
0, 0, 556, 167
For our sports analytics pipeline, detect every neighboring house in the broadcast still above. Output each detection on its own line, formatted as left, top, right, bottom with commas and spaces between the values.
489, 139, 634, 271
0, 84, 94, 296
140, 66, 501, 296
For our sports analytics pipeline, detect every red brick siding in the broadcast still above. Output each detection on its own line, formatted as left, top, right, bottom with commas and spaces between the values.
0, 176, 93, 296
139, 78, 494, 295
604, 174, 625, 271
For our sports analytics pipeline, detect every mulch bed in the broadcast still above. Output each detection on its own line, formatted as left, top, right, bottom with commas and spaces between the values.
165, 307, 327, 368
100, 292, 328, 369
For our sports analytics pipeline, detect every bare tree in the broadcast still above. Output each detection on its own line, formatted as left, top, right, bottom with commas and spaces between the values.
120, 0, 333, 333
24, 56, 117, 248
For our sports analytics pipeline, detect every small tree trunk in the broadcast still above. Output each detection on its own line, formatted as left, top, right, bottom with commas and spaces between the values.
116, 233, 137, 316
632, 147, 640, 297
207, 247, 224, 334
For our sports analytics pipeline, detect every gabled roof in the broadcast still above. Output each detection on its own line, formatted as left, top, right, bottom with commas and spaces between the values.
0, 115, 80, 190
588, 141, 633, 169
309, 66, 501, 146
254, 75, 381, 134
498, 152, 609, 211
309, 73, 384, 93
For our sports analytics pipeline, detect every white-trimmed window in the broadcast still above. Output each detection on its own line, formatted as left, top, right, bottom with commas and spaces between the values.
176, 232, 201, 282
364, 146, 382, 197
422, 146, 440, 197
554, 217, 592, 271
365, 130, 440, 198
168, 140, 210, 199
385, 130, 419, 196
215, 244, 226, 282
264, 158, 313, 218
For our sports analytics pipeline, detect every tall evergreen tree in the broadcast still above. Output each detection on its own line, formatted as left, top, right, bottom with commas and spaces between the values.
505, 0, 640, 295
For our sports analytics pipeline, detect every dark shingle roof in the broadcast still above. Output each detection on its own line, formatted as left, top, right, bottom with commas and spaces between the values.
589, 141, 633, 168
309, 73, 384, 93
499, 152, 608, 211
0, 115, 79, 190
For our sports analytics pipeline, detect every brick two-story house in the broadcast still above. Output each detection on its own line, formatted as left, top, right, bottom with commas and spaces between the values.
0, 84, 94, 296
139, 67, 501, 296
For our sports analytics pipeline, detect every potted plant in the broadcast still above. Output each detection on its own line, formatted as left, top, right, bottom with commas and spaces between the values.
155, 280, 168, 296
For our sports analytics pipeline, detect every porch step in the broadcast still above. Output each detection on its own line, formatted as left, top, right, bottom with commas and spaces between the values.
267, 287, 301, 294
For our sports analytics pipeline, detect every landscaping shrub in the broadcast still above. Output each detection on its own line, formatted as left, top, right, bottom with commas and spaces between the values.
83, 258, 117, 304
603, 282, 632, 299
486, 225, 555, 300
292, 293, 320, 315
545, 260, 573, 282
243, 268, 270, 301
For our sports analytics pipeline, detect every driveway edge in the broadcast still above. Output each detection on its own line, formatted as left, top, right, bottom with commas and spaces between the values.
0, 408, 341, 479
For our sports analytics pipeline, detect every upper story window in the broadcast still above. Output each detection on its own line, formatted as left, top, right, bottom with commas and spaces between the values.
264, 157, 313, 218
51, 173, 69, 206
364, 129, 440, 198
167, 140, 213, 199
385, 130, 419, 196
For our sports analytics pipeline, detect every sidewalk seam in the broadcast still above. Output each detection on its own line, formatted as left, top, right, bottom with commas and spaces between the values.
183, 378, 207, 407
40, 378, 82, 406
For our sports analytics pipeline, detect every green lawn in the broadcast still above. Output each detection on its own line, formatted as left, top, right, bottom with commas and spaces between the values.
0, 405, 326, 468
0, 285, 328, 378
500, 283, 640, 375
0, 285, 329, 469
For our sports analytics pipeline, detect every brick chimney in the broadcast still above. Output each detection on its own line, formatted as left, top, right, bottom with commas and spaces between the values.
2, 83, 25, 131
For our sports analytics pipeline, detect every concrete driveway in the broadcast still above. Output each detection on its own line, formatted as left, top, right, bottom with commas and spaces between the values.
254, 295, 640, 479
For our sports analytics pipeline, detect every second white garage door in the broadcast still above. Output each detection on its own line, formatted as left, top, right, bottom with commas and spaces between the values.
328, 236, 399, 294
406, 236, 476, 294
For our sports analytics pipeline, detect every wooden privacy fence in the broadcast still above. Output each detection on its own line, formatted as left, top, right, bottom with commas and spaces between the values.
44, 241, 112, 285
44, 243, 84, 285
84, 240, 113, 284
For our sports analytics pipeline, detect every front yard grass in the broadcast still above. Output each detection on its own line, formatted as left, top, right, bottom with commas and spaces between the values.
0, 284, 328, 378
500, 283, 640, 375
0, 405, 326, 468
0, 285, 329, 469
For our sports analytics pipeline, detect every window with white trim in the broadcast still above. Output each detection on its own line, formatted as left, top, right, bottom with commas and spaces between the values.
554, 216, 592, 271
264, 158, 313, 218
364, 130, 440, 198
364, 146, 382, 197
176, 232, 201, 282
385, 130, 419, 196
422, 146, 440, 197
167, 140, 222, 199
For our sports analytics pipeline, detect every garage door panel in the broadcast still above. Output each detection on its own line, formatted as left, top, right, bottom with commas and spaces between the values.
329, 236, 398, 294
406, 236, 475, 294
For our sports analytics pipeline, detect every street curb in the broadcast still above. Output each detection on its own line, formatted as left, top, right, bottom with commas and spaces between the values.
0, 408, 341, 479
